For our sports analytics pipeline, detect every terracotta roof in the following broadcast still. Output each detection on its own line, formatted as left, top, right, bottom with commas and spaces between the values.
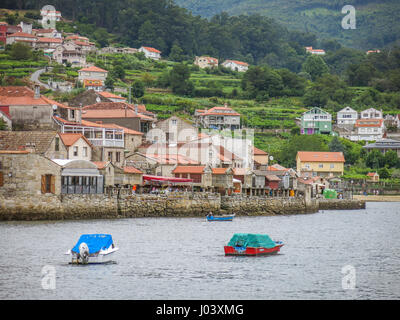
59, 133, 93, 148
253, 146, 268, 155
224, 60, 249, 66
265, 175, 281, 182
8, 32, 37, 38
0, 86, 50, 106
79, 66, 108, 73
37, 37, 62, 43
123, 166, 143, 174
101, 123, 143, 135
200, 106, 241, 117
212, 167, 229, 175
141, 46, 161, 53
367, 172, 378, 177
297, 151, 345, 162
92, 161, 110, 169
233, 168, 248, 175
0, 131, 58, 154
145, 153, 199, 165
98, 92, 126, 100
172, 166, 206, 174
81, 108, 140, 119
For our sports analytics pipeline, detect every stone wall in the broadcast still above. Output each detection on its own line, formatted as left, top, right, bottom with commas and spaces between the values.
318, 199, 366, 210
220, 196, 319, 216
0, 193, 365, 221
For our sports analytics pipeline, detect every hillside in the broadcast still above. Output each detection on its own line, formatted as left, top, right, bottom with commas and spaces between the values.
175, 0, 400, 50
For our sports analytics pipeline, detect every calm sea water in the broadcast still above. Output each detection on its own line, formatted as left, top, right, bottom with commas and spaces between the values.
0, 202, 399, 300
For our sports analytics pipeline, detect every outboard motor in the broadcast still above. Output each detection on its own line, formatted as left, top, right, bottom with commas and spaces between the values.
79, 242, 89, 264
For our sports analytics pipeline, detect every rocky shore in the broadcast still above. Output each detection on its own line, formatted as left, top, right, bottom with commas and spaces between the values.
0, 193, 366, 221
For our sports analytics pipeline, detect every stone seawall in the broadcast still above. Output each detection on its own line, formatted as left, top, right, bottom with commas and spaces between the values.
0, 194, 365, 221
318, 199, 366, 210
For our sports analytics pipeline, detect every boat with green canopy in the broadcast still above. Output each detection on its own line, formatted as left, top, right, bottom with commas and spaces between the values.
224, 233, 284, 256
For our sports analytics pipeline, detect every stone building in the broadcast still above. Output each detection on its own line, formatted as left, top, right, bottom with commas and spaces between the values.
0, 151, 62, 196
0, 86, 58, 131
0, 130, 67, 159
172, 165, 213, 190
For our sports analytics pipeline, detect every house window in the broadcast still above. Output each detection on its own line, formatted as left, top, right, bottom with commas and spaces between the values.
83, 147, 88, 157
73, 146, 78, 156
330, 164, 335, 169
0, 172, 3, 187
319, 164, 323, 168
55, 137, 60, 151
116, 152, 121, 163
70, 109, 75, 119
108, 152, 113, 162
171, 119, 177, 125
41, 174, 55, 194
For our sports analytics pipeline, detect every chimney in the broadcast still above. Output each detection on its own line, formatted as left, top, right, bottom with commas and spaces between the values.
34, 85, 40, 99
134, 104, 138, 115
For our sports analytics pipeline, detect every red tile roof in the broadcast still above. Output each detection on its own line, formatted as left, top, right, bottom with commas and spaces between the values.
212, 167, 229, 175
172, 166, 206, 174
59, 133, 93, 147
79, 66, 108, 73
37, 37, 62, 43
297, 151, 345, 163
253, 146, 268, 155
224, 60, 249, 66
92, 161, 109, 169
141, 46, 161, 53
8, 32, 37, 38
123, 166, 143, 174
98, 91, 126, 100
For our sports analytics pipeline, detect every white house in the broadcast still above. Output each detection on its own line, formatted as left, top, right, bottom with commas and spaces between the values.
337, 106, 358, 126
40, 8, 62, 22
360, 108, 383, 120
221, 60, 249, 72
305, 46, 326, 55
139, 46, 161, 60
351, 119, 385, 141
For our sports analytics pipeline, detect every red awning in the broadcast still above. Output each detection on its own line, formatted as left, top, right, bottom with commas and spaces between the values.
143, 175, 193, 183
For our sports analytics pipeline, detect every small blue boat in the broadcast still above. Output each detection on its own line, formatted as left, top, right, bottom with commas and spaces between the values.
206, 213, 235, 221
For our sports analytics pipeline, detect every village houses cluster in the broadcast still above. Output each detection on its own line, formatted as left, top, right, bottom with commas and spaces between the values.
0, 8, 392, 199
0, 80, 349, 198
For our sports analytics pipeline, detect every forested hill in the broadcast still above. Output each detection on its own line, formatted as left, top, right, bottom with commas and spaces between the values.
2, 0, 321, 72
175, 0, 400, 50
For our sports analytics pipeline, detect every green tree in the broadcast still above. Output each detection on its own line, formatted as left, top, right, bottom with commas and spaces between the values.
365, 150, 385, 169
384, 150, 399, 168
301, 55, 329, 81
105, 75, 115, 91
168, 63, 194, 96
131, 80, 145, 101
378, 167, 391, 179
278, 134, 329, 168
169, 42, 185, 62
9, 42, 32, 60
328, 136, 344, 153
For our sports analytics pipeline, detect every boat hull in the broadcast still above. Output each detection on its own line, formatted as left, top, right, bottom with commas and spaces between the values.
207, 215, 235, 222
224, 244, 283, 256
66, 248, 118, 264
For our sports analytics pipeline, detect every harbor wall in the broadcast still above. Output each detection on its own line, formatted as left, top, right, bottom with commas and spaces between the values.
0, 193, 365, 221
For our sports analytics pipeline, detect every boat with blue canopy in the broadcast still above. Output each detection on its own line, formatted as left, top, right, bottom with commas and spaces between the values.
224, 233, 283, 256
65, 234, 119, 264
